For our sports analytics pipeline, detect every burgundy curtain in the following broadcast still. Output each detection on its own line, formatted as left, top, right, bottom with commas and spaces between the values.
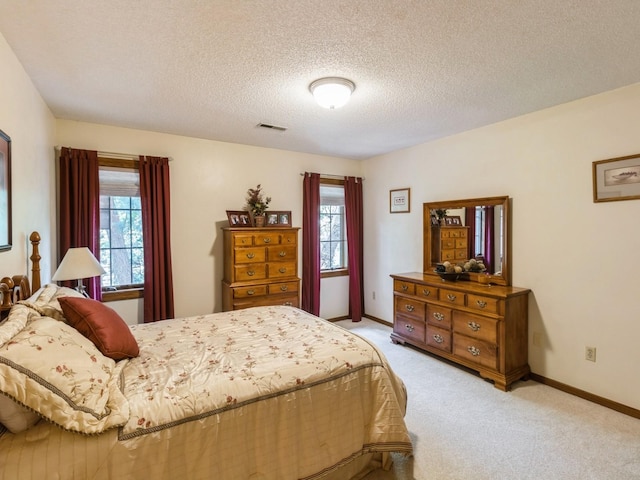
139, 156, 174, 322
483, 206, 495, 272
301, 172, 320, 315
58, 147, 102, 300
465, 207, 475, 260
344, 176, 364, 322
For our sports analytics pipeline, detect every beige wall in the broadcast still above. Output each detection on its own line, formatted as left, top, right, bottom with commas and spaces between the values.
56, 121, 357, 323
0, 33, 56, 280
362, 82, 640, 410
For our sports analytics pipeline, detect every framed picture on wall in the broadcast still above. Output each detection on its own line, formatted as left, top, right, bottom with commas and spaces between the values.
226, 210, 252, 227
0, 129, 11, 251
593, 153, 640, 202
390, 188, 410, 213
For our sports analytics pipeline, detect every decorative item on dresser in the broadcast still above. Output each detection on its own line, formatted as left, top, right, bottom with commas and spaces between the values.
222, 227, 300, 311
392, 195, 531, 391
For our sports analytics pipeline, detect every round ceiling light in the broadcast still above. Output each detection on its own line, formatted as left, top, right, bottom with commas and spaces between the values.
309, 77, 355, 109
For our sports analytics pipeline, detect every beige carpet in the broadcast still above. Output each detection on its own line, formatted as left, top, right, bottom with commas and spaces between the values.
336, 318, 640, 480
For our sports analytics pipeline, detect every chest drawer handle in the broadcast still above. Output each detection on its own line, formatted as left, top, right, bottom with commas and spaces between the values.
405, 324, 414, 332
279, 267, 287, 274
433, 312, 445, 321
279, 251, 286, 257
246, 252, 255, 259
447, 294, 457, 302
263, 238, 271, 244
405, 304, 415, 312
467, 346, 481, 356
433, 334, 444, 344
401, 284, 409, 291
476, 300, 487, 308
467, 321, 481, 332
422, 289, 431, 296
284, 302, 293, 306
280, 285, 288, 291
247, 289, 255, 295
247, 270, 255, 276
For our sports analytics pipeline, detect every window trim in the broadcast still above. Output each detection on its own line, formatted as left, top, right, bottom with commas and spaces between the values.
98, 156, 144, 295
319, 178, 349, 276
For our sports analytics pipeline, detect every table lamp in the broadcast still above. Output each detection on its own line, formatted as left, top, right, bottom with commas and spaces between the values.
52, 247, 106, 297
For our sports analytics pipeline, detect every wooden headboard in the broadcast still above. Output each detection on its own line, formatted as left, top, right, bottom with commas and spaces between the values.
0, 232, 42, 317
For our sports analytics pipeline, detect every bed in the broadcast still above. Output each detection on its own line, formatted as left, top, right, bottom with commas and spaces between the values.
0, 232, 412, 479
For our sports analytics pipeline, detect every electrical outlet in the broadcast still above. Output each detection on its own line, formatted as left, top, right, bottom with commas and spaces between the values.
372, 291, 376, 300
585, 346, 596, 362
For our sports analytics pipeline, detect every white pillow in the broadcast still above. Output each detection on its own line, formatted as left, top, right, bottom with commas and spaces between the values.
0, 395, 40, 433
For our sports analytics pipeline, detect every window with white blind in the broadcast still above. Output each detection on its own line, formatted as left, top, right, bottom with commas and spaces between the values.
319, 182, 348, 274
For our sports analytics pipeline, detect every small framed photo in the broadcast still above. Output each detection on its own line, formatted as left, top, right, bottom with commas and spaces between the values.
445, 216, 462, 226
226, 210, 252, 227
268, 211, 292, 227
390, 188, 410, 213
593, 153, 640, 203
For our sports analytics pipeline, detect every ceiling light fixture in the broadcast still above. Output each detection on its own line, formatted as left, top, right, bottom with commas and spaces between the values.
309, 77, 355, 109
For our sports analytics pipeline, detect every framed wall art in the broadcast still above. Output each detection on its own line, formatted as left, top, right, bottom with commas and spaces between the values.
0, 129, 11, 251
390, 188, 410, 213
593, 153, 640, 203
226, 210, 252, 227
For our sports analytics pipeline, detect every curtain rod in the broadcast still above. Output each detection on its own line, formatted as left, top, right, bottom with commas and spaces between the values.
299, 172, 365, 180
54, 146, 172, 161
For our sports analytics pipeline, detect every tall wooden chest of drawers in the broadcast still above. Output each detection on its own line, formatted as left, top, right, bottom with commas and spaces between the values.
431, 226, 470, 263
390, 272, 530, 391
222, 227, 300, 311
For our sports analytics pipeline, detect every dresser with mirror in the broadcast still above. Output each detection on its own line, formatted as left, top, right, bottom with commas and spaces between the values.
390, 196, 531, 391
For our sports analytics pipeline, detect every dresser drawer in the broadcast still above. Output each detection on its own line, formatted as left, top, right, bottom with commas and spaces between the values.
394, 296, 425, 321
453, 334, 498, 369
454, 249, 467, 260
453, 311, 498, 344
426, 324, 451, 353
426, 304, 452, 329
280, 232, 297, 245
234, 247, 266, 264
233, 285, 268, 298
255, 233, 280, 245
268, 281, 299, 295
467, 293, 499, 314
234, 264, 267, 282
233, 234, 254, 246
416, 284, 437, 299
267, 245, 296, 262
267, 262, 296, 278
439, 288, 465, 307
441, 249, 456, 261
234, 293, 299, 309
441, 238, 456, 249
394, 315, 425, 343
394, 279, 416, 295
455, 238, 467, 248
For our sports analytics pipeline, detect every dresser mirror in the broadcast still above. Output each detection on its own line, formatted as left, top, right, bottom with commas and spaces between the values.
423, 196, 510, 286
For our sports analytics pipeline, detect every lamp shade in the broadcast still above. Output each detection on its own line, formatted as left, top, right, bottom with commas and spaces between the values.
309, 77, 355, 109
52, 247, 106, 282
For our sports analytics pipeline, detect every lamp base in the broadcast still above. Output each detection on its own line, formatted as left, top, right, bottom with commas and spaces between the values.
74, 279, 90, 298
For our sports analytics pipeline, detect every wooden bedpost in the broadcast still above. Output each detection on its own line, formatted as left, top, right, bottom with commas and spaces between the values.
30, 231, 41, 292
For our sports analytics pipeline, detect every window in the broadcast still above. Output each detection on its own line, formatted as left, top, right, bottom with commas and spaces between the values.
98, 159, 144, 297
319, 181, 348, 275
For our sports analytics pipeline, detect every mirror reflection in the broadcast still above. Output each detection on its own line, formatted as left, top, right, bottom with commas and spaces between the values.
423, 196, 510, 286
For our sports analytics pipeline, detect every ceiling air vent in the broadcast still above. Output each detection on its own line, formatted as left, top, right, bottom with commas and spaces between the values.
257, 123, 287, 132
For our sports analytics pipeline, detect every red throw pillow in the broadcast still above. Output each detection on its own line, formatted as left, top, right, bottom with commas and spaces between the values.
58, 297, 139, 360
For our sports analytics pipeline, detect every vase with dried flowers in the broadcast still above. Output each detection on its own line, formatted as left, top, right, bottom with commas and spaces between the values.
245, 184, 271, 227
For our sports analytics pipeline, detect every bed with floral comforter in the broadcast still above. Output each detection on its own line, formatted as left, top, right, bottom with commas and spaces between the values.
0, 284, 412, 479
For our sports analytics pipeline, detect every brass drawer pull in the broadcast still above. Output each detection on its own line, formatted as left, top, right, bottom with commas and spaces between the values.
433, 312, 444, 321
467, 321, 481, 332
467, 346, 481, 356
280, 285, 288, 291
422, 289, 431, 296
447, 294, 456, 301
263, 238, 271, 244
433, 334, 444, 344
284, 302, 293, 306
405, 304, 415, 312
476, 300, 487, 308
247, 289, 255, 295
279, 267, 287, 274
405, 324, 415, 332
279, 251, 286, 257
247, 270, 255, 276
246, 252, 255, 259
401, 284, 409, 291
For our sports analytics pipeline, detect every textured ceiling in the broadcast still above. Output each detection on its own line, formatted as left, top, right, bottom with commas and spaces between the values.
1, 1, 640, 160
